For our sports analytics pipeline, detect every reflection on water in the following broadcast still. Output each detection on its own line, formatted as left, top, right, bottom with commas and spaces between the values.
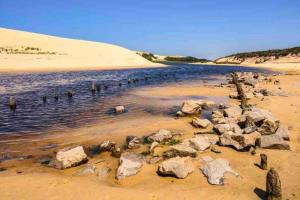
0, 64, 269, 135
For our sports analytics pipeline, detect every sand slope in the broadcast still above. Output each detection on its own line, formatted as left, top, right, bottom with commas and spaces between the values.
0, 28, 163, 72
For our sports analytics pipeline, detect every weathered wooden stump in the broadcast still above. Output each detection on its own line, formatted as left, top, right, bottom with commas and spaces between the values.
231, 72, 248, 113
42, 96, 47, 102
91, 81, 96, 93
260, 153, 268, 170
67, 91, 74, 98
9, 97, 17, 110
266, 168, 282, 200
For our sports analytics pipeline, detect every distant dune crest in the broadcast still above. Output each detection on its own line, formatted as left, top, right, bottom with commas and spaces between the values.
0, 28, 162, 72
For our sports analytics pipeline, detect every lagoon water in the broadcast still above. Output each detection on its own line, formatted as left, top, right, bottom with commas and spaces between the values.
0, 64, 268, 135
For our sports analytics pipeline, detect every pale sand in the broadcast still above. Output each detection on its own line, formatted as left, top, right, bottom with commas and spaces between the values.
0, 75, 300, 200
0, 28, 164, 73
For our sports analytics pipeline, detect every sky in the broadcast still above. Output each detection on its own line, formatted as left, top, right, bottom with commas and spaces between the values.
0, 0, 300, 59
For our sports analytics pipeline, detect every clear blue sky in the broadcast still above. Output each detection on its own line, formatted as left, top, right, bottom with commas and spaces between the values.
1, 0, 300, 59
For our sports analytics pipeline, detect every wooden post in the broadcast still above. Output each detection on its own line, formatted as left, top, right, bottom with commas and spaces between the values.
260, 153, 268, 170
91, 81, 96, 93
266, 168, 282, 200
9, 97, 17, 110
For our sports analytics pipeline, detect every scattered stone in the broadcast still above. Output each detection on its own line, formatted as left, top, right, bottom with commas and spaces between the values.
266, 168, 282, 200
181, 100, 203, 115
259, 135, 290, 150
97, 166, 111, 178
191, 118, 211, 128
116, 153, 144, 180
157, 156, 194, 179
249, 147, 256, 155
211, 145, 222, 154
260, 153, 268, 170
275, 126, 290, 141
76, 164, 96, 175
201, 156, 239, 185
189, 135, 219, 151
223, 106, 242, 118
147, 156, 163, 164
54, 146, 88, 169
213, 124, 231, 135
150, 142, 159, 153
147, 129, 173, 143
126, 136, 141, 149
169, 144, 197, 157
100, 141, 116, 152
115, 106, 125, 114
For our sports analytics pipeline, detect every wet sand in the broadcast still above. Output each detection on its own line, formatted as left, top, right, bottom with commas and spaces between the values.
0, 74, 300, 200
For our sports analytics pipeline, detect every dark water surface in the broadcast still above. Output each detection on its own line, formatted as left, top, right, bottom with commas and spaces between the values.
0, 64, 269, 135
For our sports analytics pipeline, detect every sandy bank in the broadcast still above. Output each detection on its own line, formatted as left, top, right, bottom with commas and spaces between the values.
0, 28, 164, 73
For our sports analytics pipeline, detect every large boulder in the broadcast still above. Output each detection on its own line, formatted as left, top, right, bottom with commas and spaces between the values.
259, 135, 290, 150
158, 156, 194, 178
181, 100, 203, 115
191, 118, 211, 128
116, 153, 144, 180
147, 129, 173, 143
55, 146, 88, 169
200, 156, 239, 185
189, 135, 219, 151
219, 131, 261, 150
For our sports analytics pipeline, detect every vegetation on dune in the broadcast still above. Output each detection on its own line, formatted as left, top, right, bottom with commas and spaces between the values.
138, 52, 157, 61
227, 46, 300, 59
0, 46, 58, 55
164, 56, 211, 63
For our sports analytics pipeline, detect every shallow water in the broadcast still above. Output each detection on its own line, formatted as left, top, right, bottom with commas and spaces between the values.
0, 64, 269, 135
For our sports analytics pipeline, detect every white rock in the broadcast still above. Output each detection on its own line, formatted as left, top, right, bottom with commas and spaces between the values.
158, 156, 194, 178
55, 146, 88, 169
181, 100, 203, 115
115, 106, 125, 114
201, 156, 239, 185
116, 153, 144, 180
189, 135, 219, 151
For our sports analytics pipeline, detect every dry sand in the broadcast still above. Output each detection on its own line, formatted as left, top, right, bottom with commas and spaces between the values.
0, 28, 164, 73
0, 74, 300, 200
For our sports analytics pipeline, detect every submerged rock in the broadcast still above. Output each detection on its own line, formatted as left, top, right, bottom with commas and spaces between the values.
200, 156, 239, 185
116, 153, 144, 180
55, 146, 88, 169
158, 156, 194, 178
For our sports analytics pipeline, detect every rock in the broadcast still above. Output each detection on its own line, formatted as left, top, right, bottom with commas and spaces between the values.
266, 168, 282, 200
245, 92, 254, 99
169, 144, 197, 157
126, 136, 141, 149
148, 129, 173, 143
147, 156, 162, 164
229, 92, 238, 99
258, 118, 281, 135
116, 153, 144, 180
181, 100, 203, 115
223, 106, 242, 118
189, 135, 219, 151
150, 142, 159, 153
275, 126, 290, 141
55, 146, 88, 169
191, 118, 211, 128
97, 166, 111, 178
259, 135, 290, 150
76, 164, 96, 175
176, 111, 186, 117
211, 110, 223, 118
211, 145, 222, 154
99, 141, 116, 152
200, 156, 239, 185
249, 147, 256, 155
243, 126, 257, 134
260, 153, 268, 170
115, 106, 125, 114
219, 131, 261, 151
213, 124, 231, 134
157, 156, 194, 178
111, 147, 122, 158
201, 100, 215, 110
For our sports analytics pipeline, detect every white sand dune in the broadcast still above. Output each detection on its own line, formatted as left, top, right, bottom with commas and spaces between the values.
0, 28, 163, 72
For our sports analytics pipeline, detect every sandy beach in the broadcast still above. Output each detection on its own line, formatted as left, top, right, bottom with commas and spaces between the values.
0, 71, 299, 200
